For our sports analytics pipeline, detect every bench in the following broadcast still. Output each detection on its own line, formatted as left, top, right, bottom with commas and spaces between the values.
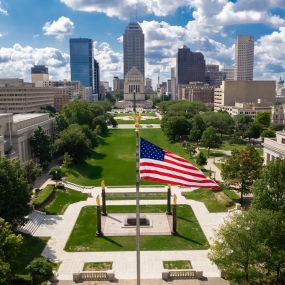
73, 270, 115, 283
162, 269, 203, 281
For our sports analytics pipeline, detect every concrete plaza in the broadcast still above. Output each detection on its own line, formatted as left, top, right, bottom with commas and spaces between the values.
21, 183, 232, 283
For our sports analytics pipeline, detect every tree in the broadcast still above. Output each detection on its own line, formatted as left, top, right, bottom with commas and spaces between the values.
26, 257, 53, 285
22, 160, 42, 185
63, 152, 73, 168
255, 112, 271, 128
252, 158, 285, 212
54, 124, 92, 163
201, 111, 234, 137
0, 218, 23, 285
30, 127, 52, 167
196, 152, 207, 166
55, 114, 68, 133
0, 157, 32, 226
49, 166, 63, 181
234, 114, 253, 138
261, 128, 276, 138
244, 122, 262, 142
161, 116, 191, 142
221, 145, 263, 203
209, 210, 278, 283
200, 127, 222, 155
189, 114, 206, 143
92, 115, 108, 135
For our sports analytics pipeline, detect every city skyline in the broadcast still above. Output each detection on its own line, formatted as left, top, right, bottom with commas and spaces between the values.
0, 1, 285, 86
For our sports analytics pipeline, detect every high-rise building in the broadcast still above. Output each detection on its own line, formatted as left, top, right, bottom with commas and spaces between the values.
176, 45, 205, 84
222, 67, 235, 81
171, 67, 177, 100
145, 78, 153, 92
70, 38, 94, 90
205, 64, 224, 87
123, 22, 145, 78
93, 59, 100, 97
31, 65, 49, 84
234, 35, 254, 80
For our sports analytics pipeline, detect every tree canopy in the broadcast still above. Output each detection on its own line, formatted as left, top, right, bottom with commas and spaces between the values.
0, 157, 32, 226
221, 145, 263, 202
200, 126, 222, 154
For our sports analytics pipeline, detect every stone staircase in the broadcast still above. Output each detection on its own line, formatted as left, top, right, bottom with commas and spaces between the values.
18, 211, 47, 235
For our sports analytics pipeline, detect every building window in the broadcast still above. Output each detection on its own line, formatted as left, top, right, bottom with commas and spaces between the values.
282, 138, 285, 144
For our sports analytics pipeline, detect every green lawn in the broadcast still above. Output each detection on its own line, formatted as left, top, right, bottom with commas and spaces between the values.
114, 112, 157, 117
65, 205, 209, 251
33, 185, 55, 208
83, 262, 113, 271
163, 260, 192, 270
106, 192, 167, 200
182, 188, 239, 212
45, 189, 88, 215
116, 119, 160, 124
14, 235, 49, 277
64, 129, 201, 186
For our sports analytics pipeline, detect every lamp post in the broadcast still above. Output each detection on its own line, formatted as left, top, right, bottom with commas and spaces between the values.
96, 195, 103, 236
101, 180, 107, 216
166, 184, 172, 215
171, 194, 177, 235
133, 91, 136, 114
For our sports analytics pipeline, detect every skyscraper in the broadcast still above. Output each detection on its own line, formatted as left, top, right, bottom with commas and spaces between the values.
234, 35, 254, 80
123, 22, 145, 78
93, 59, 100, 97
176, 45, 205, 85
70, 38, 94, 90
31, 65, 49, 83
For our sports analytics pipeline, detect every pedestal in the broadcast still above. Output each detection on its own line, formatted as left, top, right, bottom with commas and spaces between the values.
96, 205, 103, 236
171, 204, 177, 235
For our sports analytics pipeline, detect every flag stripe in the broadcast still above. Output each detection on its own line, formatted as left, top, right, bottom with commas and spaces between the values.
140, 158, 204, 176
140, 174, 220, 188
140, 169, 214, 184
139, 138, 219, 189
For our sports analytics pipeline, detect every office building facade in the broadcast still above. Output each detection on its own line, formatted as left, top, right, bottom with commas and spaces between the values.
123, 22, 145, 78
70, 38, 94, 90
31, 65, 49, 84
176, 45, 205, 85
234, 35, 254, 80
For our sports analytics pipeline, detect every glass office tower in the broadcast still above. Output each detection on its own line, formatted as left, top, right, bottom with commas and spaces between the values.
70, 38, 94, 90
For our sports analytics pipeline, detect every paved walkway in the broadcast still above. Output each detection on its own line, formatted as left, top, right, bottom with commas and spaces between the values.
20, 184, 235, 282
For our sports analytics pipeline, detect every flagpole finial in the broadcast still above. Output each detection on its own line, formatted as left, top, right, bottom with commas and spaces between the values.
173, 194, 177, 205
96, 195, 100, 206
101, 180, 105, 189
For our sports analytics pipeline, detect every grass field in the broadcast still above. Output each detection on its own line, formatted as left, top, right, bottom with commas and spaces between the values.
65, 205, 208, 251
163, 260, 192, 270
182, 188, 240, 212
64, 129, 201, 186
14, 235, 49, 277
116, 119, 160, 124
45, 189, 88, 214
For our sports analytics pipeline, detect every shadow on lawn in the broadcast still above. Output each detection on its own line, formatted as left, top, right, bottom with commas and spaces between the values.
101, 236, 123, 248
175, 232, 206, 246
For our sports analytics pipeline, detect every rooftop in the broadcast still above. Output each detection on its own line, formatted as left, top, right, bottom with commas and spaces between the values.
13, 113, 46, 123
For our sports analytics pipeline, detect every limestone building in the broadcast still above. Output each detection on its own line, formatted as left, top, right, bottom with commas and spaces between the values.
0, 79, 55, 113
214, 80, 276, 111
263, 131, 285, 164
124, 67, 145, 101
31, 65, 49, 84
0, 113, 55, 162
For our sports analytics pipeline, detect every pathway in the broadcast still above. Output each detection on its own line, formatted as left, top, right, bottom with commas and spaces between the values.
20, 184, 234, 281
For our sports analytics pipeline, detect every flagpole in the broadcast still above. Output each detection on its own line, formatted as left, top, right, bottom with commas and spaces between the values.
134, 107, 141, 285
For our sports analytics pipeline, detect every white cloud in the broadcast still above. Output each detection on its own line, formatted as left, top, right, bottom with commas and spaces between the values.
0, 1, 8, 16
43, 16, 74, 39
0, 33, 3, 38
0, 44, 70, 81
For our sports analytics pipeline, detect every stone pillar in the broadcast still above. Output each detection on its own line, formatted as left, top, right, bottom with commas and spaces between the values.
171, 194, 177, 235
166, 184, 172, 215
96, 195, 103, 236
101, 180, 107, 216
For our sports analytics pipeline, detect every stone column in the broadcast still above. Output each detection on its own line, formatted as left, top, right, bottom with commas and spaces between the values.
96, 195, 103, 236
166, 184, 172, 215
101, 180, 107, 216
171, 194, 177, 235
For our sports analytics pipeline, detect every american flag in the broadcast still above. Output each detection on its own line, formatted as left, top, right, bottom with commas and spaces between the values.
139, 138, 220, 188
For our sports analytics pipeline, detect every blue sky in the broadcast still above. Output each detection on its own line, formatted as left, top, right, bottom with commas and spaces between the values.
0, 0, 285, 87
